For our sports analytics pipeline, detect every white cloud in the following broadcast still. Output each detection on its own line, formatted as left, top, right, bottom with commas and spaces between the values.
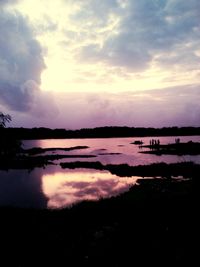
77, 0, 200, 73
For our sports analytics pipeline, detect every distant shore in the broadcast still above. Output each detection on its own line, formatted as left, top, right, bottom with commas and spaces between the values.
1, 126, 200, 140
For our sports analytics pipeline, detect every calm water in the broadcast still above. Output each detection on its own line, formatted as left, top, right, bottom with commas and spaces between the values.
0, 136, 199, 209
0, 165, 138, 209
24, 136, 200, 165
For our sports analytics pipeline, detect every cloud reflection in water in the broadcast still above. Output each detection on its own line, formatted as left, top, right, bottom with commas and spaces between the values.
42, 168, 138, 209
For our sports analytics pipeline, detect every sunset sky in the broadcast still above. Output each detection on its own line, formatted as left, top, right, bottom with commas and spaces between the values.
0, 0, 200, 129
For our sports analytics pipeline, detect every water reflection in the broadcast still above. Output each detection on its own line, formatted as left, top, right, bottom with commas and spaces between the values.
23, 136, 200, 165
0, 165, 138, 209
0, 169, 48, 208
1, 135, 200, 209
42, 168, 138, 209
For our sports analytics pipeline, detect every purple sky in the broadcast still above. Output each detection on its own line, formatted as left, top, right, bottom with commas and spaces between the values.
0, 0, 200, 129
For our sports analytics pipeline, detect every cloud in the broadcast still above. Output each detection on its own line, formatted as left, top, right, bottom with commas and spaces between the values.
0, 0, 199, 128
76, 0, 200, 72
68, 0, 119, 24
9, 84, 200, 128
58, 84, 200, 128
0, 0, 19, 6
0, 8, 46, 112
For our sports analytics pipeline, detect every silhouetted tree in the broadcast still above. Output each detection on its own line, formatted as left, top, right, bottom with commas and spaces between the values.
0, 112, 11, 128
0, 112, 22, 156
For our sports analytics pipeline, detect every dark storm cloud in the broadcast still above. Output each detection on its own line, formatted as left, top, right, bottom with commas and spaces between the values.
78, 0, 200, 71
0, 82, 38, 111
0, 0, 19, 5
0, 9, 46, 111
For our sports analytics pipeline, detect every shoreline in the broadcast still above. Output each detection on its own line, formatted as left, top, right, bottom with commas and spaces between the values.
1, 126, 200, 140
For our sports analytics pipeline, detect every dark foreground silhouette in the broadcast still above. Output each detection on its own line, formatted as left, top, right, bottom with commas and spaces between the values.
61, 161, 200, 178
0, 173, 198, 266
0, 146, 95, 170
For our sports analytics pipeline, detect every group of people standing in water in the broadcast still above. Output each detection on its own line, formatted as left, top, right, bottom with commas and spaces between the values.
149, 139, 160, 147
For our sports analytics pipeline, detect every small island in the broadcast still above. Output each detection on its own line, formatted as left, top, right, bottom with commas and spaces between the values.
140, 140, 200, 155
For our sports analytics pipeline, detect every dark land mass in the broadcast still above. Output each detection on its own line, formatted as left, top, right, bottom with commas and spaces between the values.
0, 154, 96, 170
61, 161, 200, 178
25, 145, 89, 155
0, 173, 198, 266
140, 141, 200, 155
131, 140, 144, 144
0, 145, 94, 170
1, 126, 200, 139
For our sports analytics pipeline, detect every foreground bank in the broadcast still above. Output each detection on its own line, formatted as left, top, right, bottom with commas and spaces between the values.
0, 170, 198, 266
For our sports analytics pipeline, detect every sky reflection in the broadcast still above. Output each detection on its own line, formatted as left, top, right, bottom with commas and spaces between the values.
0, 169, 48, 209
42, 168, 138, 209
24, 136, 200, 165
1, 136, 199, 209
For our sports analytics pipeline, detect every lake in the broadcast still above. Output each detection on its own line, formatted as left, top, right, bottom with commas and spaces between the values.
0, 136, 199, 209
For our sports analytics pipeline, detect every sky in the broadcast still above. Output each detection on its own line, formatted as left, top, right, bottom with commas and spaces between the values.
0, 0, 200, 129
